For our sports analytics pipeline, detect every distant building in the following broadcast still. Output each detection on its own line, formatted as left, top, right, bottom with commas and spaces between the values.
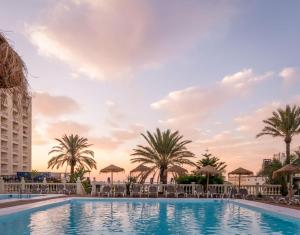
273, 152, 286, 164
228, 175, 266, 186
0, 93, 32, 175
262, 158, 272, 170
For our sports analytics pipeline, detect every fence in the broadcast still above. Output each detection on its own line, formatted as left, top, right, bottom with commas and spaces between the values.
91, 181, 282, 196
0, 177, 84, 195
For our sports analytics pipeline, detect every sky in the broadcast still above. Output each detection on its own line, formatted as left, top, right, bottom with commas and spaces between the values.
1, 0, 300, 180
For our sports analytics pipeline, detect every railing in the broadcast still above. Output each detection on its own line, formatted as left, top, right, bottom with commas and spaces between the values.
208, 184, 281, 196
0, 178, 83, 195
91, 181, 282, 196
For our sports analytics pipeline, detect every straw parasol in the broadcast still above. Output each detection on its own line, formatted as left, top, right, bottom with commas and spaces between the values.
130, 164, 150, 182
273, 164, 300, 198
197, 165, 220, 193
130, 164, 150, 174
167, 165, 188, 176
0, 32, 29, 100
100, 164, 125, 184
228, 167, 253, 190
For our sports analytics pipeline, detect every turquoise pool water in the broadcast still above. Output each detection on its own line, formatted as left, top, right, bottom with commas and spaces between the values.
0, 199, 299, 234
0, 194, 43, 200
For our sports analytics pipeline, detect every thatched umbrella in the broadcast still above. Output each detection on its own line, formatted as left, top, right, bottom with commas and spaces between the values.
130, 164, 150, 174
130, 164, 150, 183
197, 165, 220, 194
0, 32, 29, 100
167, 165, 188, 176
228, 167, 253, 190
273, 164, 300, 198
100, 164, 125, 184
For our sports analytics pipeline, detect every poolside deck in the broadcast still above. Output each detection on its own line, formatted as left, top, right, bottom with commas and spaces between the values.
0, 195, 68, 209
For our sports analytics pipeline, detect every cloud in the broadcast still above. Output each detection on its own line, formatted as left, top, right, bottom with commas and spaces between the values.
89, 137, 122, 151
33, 92, 80, 117
279, 67, 300, 87
105, 100, 125, 128
152, 69, 272, 129
26, 0, 235, 79
46, 121, 90, 138
111, 124, 144, 141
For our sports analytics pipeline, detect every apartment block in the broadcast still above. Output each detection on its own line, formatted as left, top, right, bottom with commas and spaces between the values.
0, 92, 32, 175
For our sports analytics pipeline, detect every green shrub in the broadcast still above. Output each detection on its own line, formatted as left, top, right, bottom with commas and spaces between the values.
175, 174, 224, 184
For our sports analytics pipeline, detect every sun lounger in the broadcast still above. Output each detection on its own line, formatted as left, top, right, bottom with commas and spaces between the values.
229, 188, 238, 198
98, 185, 112, 197
130, 184, 142, 197
39, 185, 49, 194
147, 185, 159, 198
165, 185, 176, 197
114, 185, 126, 197
208, 188, 219, 198
194, 185, 204, 198
175, 185, 187, 198
238, 188, 254, 200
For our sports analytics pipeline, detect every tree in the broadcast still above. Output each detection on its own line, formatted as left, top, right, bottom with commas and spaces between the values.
258, 158, 283, 184
48, 134, 97, 175
131, 128, 195, 184
256, 105, 300, 164
291, 149, 300, 165
195, 151, 227, 172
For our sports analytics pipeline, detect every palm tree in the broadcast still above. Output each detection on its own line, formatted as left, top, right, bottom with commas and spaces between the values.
195, 151, 227, 172
48, 134, 97, 175
257, 105, 300, 164
131, 128, 195, 184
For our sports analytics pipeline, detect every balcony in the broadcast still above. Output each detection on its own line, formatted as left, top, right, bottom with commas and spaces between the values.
1, 146, 8, 151
13, 148, 19, 154
1, 123, 8, 129
0, 110, 8, 117
1, 169, 9, 174
1, 157, 8, 163
1, 134, 8, 140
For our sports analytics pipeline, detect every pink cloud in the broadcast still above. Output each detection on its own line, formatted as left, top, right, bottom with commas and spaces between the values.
152, 69, 272, 132
33, 92, 79, 117
47, 121, 90, 138
27, 0, 235, 79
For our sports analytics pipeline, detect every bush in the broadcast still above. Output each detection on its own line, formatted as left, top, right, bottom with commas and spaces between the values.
175, 174, 224, 184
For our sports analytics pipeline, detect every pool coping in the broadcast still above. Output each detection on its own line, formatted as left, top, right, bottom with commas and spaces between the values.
0, 197, 299, 219
0, 194, 64, 204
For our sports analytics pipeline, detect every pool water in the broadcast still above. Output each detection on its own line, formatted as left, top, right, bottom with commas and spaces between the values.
0, 194, 43, 200
0, 199, 299, 234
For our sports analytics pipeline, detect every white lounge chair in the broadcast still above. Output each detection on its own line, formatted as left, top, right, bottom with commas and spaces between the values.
147, 185, 159, 197
165, 185, 176, 197
98, 185, 112, 197
114, 185, 126, 197
175, 185, 187, 198
194, 185, 204, 198
130, 184, 142, 197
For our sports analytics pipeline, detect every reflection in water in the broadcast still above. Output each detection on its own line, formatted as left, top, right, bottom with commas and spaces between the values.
0, 200, 299, 235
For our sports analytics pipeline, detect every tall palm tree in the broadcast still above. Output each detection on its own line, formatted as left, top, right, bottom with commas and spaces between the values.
48, 134, 97, 175
195, 151, 227, 172
131, 128, 195, 184
257, 105, 300, 164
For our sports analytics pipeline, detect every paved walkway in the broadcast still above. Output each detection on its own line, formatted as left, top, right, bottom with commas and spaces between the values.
0, 195, 68, 209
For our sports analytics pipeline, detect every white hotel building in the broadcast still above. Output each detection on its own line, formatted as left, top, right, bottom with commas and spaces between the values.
0, 92, 31, 175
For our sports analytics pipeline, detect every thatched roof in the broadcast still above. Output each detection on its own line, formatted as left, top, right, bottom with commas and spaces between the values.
197, 165, 220, 175
0, 32, 29, 99
167, 165, 188, 175
273, 164, 300, 178
130, 164, 150, 173
228, 167, 253, 176
100, 164, 125, 173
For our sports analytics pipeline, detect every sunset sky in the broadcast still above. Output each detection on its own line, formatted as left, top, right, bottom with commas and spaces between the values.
1, 0, 300, 180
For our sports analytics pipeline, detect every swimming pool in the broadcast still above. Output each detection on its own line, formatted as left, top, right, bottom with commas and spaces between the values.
0, 194, 44, 200
0, 198, 299, 234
